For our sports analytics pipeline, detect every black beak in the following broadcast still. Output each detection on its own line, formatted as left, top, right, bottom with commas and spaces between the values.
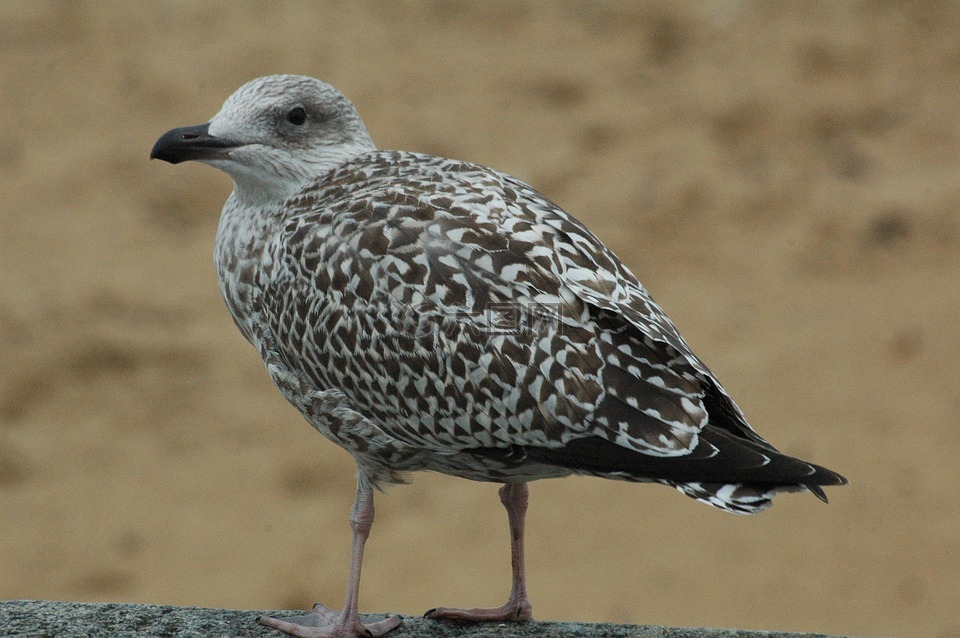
150, 123, 238, 164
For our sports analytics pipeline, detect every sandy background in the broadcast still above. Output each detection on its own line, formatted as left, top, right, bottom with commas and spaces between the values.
1, 2, 958, 637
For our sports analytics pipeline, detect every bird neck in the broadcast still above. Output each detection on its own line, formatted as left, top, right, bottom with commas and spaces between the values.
213, 193, 285, 346
226, 138, 377, 209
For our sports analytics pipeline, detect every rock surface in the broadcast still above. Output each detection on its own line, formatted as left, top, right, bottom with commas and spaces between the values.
0, 601, 842, 638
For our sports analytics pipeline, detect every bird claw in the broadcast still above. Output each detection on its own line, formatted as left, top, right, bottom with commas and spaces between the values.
259, 604, 401, 638
424, 600, 533, 623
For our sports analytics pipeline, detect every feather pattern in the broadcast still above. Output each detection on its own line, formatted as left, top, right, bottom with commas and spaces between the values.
169, 75, 848, 516
214, 149, 846, 512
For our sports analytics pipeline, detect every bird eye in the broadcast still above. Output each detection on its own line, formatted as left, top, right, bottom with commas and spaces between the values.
286, 106, 307, 126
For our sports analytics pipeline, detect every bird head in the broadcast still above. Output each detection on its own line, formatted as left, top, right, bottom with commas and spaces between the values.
150, 75, 376, 206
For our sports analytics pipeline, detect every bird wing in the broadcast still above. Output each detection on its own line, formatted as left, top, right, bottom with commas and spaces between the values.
261, 152, 763, 461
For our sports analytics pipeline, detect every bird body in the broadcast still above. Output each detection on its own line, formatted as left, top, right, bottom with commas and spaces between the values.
152, 75, 846, 638
216, 145, 836, 508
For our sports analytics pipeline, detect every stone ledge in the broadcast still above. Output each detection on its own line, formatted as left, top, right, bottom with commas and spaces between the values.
0, 601, 845, 638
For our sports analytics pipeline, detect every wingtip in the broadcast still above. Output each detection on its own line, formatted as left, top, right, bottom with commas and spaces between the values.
808, 484, 830, 503
807, 469, 848, 504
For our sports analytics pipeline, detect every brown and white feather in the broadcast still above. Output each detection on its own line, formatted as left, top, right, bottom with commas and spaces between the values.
203, 76, 845, 513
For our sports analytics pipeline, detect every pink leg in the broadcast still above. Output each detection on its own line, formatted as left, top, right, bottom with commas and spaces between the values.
259, 477, 401, 638
425, 482, 533, 622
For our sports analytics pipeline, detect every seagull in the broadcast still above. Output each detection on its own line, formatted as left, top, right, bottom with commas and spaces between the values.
151, 75, 846, 638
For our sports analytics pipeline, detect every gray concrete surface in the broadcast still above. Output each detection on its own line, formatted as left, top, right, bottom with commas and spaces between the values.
0, 601, 847, 638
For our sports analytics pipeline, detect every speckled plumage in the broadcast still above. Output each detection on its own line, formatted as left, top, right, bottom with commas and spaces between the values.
153, 75, 845, 637
216, 143, 841, 511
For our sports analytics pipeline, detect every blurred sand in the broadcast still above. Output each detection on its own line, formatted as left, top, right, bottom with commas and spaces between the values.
1, 2, 958, 637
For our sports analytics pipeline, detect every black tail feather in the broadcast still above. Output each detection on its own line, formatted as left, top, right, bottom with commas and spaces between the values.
523, 428, 847, 494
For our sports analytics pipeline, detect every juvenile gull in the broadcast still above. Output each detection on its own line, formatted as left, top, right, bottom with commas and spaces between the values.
151, 75, 846, 638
